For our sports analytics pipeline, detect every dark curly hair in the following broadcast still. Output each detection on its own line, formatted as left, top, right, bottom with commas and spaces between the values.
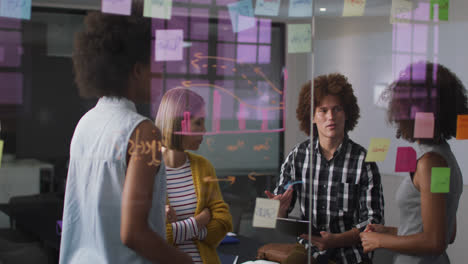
72, 0, 151, 98
385, 61, 468, 143
296, 74, 360, 136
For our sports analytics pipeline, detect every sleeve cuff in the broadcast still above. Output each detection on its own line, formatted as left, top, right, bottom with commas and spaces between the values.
355, 217, 383, 232
172, 217, 199, 243
198, 226, 207, 240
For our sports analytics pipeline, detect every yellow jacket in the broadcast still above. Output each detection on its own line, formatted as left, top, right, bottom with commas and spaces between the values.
166, 152, 233, 264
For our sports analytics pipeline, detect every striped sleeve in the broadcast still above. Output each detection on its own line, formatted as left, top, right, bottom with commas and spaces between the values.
355, 161, 385, 231
274, 145, 301, 216
171, 217, 199, 243
275, 147, 296, 195
197, 226, 207, 240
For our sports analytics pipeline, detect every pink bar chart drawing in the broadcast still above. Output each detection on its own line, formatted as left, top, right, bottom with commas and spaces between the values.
184, 111, 191, 132
212, 90, 221, 133
261, 109, 268, 131
237, 103, 246, 130
174, 52, 285, 135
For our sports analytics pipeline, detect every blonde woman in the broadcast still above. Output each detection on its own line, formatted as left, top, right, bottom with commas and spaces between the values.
155, 87, 233, 264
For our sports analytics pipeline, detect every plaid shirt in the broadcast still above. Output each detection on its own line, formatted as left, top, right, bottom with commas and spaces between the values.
274, 136, 384, 264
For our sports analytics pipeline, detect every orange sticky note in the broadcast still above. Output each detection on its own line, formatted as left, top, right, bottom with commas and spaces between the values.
414, 112, 434, 139
456, 115, 468, 140
365, 138, 391, 162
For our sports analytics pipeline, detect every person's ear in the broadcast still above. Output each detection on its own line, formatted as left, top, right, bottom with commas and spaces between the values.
131, 62, 146, 81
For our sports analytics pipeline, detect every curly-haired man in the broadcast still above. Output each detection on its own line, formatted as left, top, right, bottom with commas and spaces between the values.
266, 74, 384, 264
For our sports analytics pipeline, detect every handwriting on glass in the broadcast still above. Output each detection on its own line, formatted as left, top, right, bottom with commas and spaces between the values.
346, 0, 365, 6
291, 0, 311, 5
253, 137, 271, 151
3, 0, 27, 16
6, 0, 27, 9
257, 0, 277, 13
203, 176, 236, 184
291, 32, 311, 44
372, 146, 388, 152
152, 0, 165, 7
226, 140, 245, 152
255, 207, 277, 219
206, 138, 215, 151
127, 129, 162, 167
156, 35, 183, 51
437, 0, 449, 9
235, 1, 252, 16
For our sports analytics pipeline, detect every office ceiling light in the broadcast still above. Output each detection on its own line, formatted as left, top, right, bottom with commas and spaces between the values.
319, 7, 326, 12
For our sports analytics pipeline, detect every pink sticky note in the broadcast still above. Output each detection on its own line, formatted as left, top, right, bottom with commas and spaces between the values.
212, 91, 221, 132
101, 0, 132, 16
414, 112, 434, 138
155, 29, 183, 61
395, 147, 417, 172
261, 109, 268, 130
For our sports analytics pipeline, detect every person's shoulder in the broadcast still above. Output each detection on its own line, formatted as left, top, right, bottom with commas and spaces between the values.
186, 152, 213, 167
129, 121, 161, 156
346, 137, 368, 157
293, 139, 311, 151
134, 120, 160, 138
418, 150, 448, 170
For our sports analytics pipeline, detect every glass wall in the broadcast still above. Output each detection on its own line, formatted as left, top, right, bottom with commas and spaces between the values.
0, 0, 312, 263
0, 0, 467, 263
313, 0, 468, 264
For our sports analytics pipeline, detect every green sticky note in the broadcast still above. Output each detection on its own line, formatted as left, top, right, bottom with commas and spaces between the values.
0, 140, 3, 168
143, 0, 172, 20
287, 24, 311, 54
430, 0, 449, 21
431, 167, 450, 193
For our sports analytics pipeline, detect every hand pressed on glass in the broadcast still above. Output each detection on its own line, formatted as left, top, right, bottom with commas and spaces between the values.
264, 186, 293, 218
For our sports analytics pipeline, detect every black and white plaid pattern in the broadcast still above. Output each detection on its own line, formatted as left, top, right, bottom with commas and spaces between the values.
274, 136, 384, 264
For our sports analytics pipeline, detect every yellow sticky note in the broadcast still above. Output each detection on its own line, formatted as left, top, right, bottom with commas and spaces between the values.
456, 115, 468, 140
342, 0, 366, 17
390, 0, 413, 24
252, 198, 279, 228
0, 140, 3, 168
143, 0, 172, 20
287, 24, 311, 54
365, 138, 391, 162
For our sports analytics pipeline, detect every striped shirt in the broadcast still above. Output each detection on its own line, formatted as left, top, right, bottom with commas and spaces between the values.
274, 135, 384, 264
166, 159, 207, 264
